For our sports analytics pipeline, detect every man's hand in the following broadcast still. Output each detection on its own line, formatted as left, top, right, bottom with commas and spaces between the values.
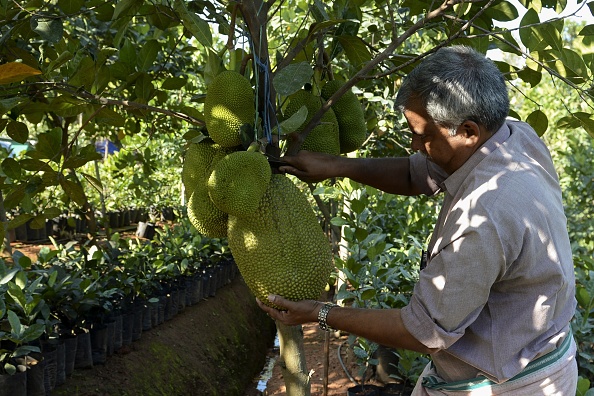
256, 295, 321, 327
278, 150, 341, 183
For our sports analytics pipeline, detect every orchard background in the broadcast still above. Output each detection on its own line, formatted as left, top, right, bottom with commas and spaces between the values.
1, 1, 593, 395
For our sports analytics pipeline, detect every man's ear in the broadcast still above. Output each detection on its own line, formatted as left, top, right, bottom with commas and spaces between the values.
456, 120, 482, 147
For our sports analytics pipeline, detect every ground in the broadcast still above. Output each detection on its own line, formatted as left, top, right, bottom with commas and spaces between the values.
9, 239, 402, 396
245, 323, 388, 396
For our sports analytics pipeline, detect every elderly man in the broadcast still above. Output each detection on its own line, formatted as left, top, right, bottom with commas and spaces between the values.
257, 45, 577, 395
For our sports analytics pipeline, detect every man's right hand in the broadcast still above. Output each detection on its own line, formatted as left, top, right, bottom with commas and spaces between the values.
278, 150, 341, 183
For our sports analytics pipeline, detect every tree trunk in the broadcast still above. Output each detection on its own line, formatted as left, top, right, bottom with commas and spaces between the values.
0, 191, 12, 256
276, 322, 311, 396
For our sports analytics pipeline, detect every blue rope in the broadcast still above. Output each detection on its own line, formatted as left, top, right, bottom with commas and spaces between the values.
250, 34, 281, 145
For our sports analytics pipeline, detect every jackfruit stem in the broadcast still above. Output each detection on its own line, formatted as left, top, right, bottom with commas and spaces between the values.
247, 142, 260, 153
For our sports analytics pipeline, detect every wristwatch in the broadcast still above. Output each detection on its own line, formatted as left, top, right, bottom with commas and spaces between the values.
318, 302, 338, 331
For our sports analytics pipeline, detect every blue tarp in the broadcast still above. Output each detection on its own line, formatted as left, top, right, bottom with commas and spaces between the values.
0, 139, 31, 157
95, 140, 120, 156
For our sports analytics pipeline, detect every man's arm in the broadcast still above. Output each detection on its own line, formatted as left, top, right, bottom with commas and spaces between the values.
258, 295, 436, 355
278, 151, 423, 196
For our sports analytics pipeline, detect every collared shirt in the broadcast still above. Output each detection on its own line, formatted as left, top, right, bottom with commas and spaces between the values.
401, 119, 577, 383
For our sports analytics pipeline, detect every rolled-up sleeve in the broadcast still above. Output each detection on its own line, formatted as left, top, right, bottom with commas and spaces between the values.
401, 198, 507, 350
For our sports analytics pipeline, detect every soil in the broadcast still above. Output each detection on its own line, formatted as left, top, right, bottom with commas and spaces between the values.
9, 239, 407, 396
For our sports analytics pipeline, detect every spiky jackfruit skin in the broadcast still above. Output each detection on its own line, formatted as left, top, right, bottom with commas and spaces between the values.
183, 140, 233, 238
228, 174, 335, 309
204, 71, 255, 147
321, 80, 367, 154
182, 140, 219, 201
207, 151, 272, 218
284, 90, 340, 155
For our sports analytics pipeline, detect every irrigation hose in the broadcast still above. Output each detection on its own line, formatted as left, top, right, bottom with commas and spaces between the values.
337, 340, 358, 385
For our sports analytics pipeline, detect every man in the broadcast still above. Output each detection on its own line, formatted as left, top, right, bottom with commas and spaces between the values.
257, 45, 578, 395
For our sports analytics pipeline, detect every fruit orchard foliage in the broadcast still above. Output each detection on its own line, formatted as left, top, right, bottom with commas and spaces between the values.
1, 0, 594, 388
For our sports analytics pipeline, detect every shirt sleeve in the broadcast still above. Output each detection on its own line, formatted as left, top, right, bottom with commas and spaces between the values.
401, 202, 508, 350
409, 152, 449, 196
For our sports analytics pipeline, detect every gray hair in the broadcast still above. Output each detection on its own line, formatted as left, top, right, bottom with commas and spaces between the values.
395, 45, 509, 134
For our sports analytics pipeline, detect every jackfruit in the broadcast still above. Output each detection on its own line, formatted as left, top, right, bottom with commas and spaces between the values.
321, 80, 367, 154
183, 140, 233, 238
207, 150, 272, 218
228, 174, 335, 309
204, 71, 255, 147
284, 90, 340, 155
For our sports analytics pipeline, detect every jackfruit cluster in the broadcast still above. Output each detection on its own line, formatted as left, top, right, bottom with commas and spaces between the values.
321, 80, 367, 154
204, 70, 255, 147
183, 139, 235, 238
283, 90, 340, 155
228, 174, 335, 309
184, 70, 334, 308
207, 150, 272, 218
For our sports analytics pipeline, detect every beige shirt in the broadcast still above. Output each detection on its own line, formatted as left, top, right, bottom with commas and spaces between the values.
401, 119, 576, 383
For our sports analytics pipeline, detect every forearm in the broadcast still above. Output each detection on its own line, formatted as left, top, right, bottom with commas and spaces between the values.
336, 157, 421, 196
324, 305, 436, 354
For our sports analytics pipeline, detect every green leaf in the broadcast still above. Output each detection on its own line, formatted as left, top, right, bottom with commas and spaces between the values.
30, 214, 47, 230
0, 97, 23, 115
47, 50, 73, 73
526, 109, 548, 136
354, 227, 368, 242
80, 172, 103, 194
62, 144, 102, 169
337, 35, 371, 68
120, 39, 137, 68
161, 76, 187, 90
2, 157, 21, 180
30, 16, 63, 43
147, 4, 177, 31
137, 40, 160, 72
51, 96, 89, 118
21, 323, 46, 343
483, 1, 519, 21
360, 288, 376, 300
279, 105, 308, 134
7, 283, 26, 311
60, 178, 86, 206
517, 66, 542, 87
519, 10, 562, 52
7, 310, 22, 336
6, 121, 28, 144
19, 159, 52, 172
579, 24, 594, 36
7, 214, 33, 231
553, 48, 589, 81
58, 0, 85, 14
557, 112, 594, 139
576, 286, 591, 309
112, 0, 142, 21
274, 62, 313, 97
134, 73, 155, 102
0, 268, 18, 285
174, 0, 213, 48
31, 128, 62, 162
95, 108, 125, 127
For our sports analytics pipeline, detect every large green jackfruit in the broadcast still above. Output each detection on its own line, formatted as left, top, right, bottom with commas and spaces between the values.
284, 90, 340, 155
321, 80, 367, 154
228, 174, 335, 309
207, 150, 272, 218
183, 140, 233, 238
204, 71, 255, 147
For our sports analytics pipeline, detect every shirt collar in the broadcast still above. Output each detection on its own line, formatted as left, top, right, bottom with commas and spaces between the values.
441, 121, 512, 194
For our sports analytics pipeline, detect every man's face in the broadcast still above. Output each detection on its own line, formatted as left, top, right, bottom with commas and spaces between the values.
403, 97, 470, 174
